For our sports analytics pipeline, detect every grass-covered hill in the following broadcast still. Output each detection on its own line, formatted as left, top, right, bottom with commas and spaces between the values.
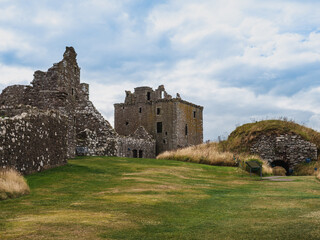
1, 156, 320, 239
221, 119, 320, 154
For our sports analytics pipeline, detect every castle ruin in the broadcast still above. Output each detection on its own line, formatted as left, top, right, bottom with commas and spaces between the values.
0, 47, 155, 174
114, 86, 203, 154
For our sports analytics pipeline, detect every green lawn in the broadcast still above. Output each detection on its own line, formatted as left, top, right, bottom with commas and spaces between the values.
1, 156, 320, 240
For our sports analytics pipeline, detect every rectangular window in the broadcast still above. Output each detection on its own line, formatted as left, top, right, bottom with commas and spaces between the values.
185, 124, 188, 136
157, 108, 161, 115
147, 92, 151, 100
157, 122, 162, 133
193, 111, 196, 118
139, 107, 142, 113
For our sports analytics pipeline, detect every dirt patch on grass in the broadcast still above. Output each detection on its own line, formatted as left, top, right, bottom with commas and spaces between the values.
2, 210, 135, 239
121, 177, 157, 182
123, 166, 203, 180
301, 211, 320, 219
101, 190, 209, 205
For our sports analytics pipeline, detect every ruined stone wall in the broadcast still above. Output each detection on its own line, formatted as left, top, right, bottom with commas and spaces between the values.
116, 126, 156, 158
0, 47, 157, 165
75, 88, 118, 156
250, 134, 317, 169
116, 137, 155, 158
0, 108, 68, 175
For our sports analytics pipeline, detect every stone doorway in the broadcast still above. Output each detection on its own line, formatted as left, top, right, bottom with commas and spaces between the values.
271, 160, 290, 175
133, 149, 138, 158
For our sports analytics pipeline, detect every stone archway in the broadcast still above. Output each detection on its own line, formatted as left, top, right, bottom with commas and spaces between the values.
271, 160, 290, 175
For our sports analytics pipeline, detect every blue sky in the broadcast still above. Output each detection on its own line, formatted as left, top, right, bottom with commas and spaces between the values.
1, 0, 320, 141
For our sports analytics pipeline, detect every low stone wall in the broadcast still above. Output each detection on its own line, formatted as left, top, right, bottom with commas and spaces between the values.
250, 134, 317, 169
0, 109, 68, 175
116, 136, 156, 158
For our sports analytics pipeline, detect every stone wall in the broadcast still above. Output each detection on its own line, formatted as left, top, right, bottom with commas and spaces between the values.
250, 134, 317, 170
0, 108, 68, 175
116, 126, 156, 158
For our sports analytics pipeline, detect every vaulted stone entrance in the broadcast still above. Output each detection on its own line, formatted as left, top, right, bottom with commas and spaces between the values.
251, 134, 317, 174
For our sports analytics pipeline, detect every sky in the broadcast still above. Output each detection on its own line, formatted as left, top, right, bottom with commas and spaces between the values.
0, 0, 320, 141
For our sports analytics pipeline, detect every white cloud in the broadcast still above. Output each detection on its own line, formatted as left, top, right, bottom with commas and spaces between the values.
0, 64, 33, 85
1, 0, 320, 140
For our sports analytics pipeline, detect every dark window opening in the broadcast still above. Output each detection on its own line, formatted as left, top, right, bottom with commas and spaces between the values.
163, 139, 166, 144
139, 107, 142, 113
73, 116, 76, 123
133, 149, 138, 158
185, 124, 188, 136
122, 106, 125, 109
147, 92, 151, 100
126, 121, 129, 125
157, 108, 161, 115
193, 111, 196, 118
165, 132, 168, 135
71, 88, 74, 96
157, 122, 162, 133
139, 150, 143, 158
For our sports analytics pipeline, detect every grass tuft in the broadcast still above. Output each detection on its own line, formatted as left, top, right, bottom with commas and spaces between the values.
0, 168, 30, 200
272, 166, 287, 176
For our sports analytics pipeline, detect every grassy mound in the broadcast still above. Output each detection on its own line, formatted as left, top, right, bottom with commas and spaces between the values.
0, 168, 30, 200
221, 119, 320, 154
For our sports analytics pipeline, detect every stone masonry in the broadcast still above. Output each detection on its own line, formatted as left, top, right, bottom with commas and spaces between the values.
0, 106, 68, 174
0, 47, 155, 173
250, 134, 317, 171
114, 85, 203, 154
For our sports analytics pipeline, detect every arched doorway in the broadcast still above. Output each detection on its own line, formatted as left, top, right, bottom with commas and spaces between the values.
271, 160, 290, 175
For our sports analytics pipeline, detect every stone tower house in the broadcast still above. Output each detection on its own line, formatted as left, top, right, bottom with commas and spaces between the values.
114, 85, 203, 154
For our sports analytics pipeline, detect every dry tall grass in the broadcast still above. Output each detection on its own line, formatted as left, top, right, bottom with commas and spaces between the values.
316, 172, 320, 181
0, 168, 30, 200
157, 142, 274, 176
237, 155, 273, 176
157, 142, 236, 166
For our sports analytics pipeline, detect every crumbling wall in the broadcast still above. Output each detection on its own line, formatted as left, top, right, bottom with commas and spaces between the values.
250, 134, 317, 169
116, 126, 156, 158
75, 83, 118, 156
0, 108, 68, 175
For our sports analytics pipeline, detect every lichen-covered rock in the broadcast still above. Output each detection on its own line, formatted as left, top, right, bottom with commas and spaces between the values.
0, 108, 68, 175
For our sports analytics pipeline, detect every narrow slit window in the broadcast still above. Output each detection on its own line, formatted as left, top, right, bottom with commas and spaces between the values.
185, 124, 188, 136
133, 149, 138, 158
157, 122, 162, 133
126, 121, 129, 125
157, 108, 161, 115
139, 107, 142, 113
193, 111, 196, 118
139, 150, 143, 158
147, 92, 151, 100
